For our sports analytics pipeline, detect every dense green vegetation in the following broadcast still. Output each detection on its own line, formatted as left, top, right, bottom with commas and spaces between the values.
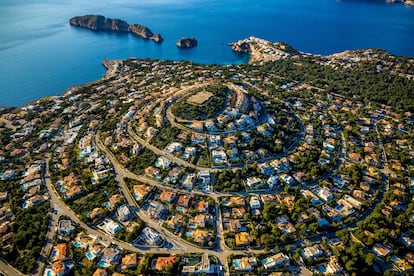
7, 202, 50, 274
251, 56, 414, 111
126, 148, 158, 175
172, 85, 229, 120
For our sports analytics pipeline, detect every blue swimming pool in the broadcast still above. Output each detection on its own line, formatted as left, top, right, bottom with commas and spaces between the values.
104, 202, 110, 209
50, 249, 57, 259
336, 205, 344, 211
86, 251, 95, 260
98, 260, 108, 268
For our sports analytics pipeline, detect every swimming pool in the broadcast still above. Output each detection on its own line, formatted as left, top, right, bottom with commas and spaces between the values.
336, 205, 344, 211
98, 260, 109, 268
86, 251, 95, 260
50, 249, 57, 260
184, 231, 193, 237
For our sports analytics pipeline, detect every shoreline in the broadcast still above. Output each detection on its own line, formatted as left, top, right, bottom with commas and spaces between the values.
2, 39, 412, 109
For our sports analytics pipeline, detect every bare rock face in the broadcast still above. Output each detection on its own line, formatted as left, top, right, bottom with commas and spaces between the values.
69, 15, 129, 32
129, 24, 163, 43
176, 37, 198, 49
69, 15, 163, 43
230, 41, 251, 53
151, 34, 164, 43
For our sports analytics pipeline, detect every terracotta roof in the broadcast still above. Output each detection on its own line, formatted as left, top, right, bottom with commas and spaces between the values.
177, 194, 193, 208
154, 256, 177, 271
54, 243, 68, 261
92, 268, 107, 276
121, 253, 138, 270
160, 191, 176, 203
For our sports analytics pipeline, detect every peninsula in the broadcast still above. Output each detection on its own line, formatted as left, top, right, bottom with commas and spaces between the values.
69, 15, 163, 43
229, 36, 298, 64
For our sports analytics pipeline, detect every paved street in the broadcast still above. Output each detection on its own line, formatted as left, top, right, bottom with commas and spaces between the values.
20, 83, 390, 276
0, 258, 23, 276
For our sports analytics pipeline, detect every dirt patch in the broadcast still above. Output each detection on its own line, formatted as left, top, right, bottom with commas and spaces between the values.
187, 91, 214, 105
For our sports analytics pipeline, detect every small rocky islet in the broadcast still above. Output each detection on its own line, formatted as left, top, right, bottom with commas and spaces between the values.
176, 37, 198, 49
69, 15, 164, 43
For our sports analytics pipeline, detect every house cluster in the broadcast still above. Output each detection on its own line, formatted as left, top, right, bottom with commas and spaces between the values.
19, 161, 48, 208
146, 158, 212, 191
46, 221, 150, 275
230, 251, 290, 273
78, 134, 112, 183
230, 36, 292, 63
55, 172, 86, 199
44, 242, 74, 276
105, 131, 141, 165
139, 187, 216, 247
188, 90, 262, 134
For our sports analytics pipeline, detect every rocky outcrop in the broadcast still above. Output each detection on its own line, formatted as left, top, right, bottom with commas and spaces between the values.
176, 37, 198, 49
69, 15, 129, 32
128, 24, 163, 43
69, 15, 163, 43
229, 36, 295, 64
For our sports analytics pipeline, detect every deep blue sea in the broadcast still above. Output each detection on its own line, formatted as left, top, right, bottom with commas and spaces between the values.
1, 0, 414, 107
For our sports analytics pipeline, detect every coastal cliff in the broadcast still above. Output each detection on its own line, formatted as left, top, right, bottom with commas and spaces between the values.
69, 15, 129, 32
387, 0, 414, 5
69, 15, 163, 43
176, 37, 198, 49
229, 36, 297, 64
128, 24, 163, 43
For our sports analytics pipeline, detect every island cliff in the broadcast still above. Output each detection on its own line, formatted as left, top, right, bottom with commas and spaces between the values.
69, 15, 163, 43
128, 24, 163, 43
176, 37, 198, 49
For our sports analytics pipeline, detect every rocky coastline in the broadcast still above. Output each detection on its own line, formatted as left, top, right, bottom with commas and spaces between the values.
69, 15, 163, 43
388, 0, 414, 5
229, 36, 295, 64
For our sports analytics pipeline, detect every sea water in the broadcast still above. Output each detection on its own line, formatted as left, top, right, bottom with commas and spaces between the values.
0, 0, 413, 106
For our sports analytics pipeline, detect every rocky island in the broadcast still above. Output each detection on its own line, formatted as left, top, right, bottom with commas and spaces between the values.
176, 37, 198, 49
69, 15, 163, 43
